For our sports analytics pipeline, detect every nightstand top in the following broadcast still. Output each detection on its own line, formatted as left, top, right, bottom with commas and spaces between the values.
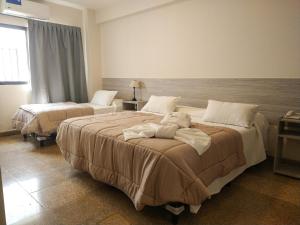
123, 100, 146, 104
280, 117, 300, 124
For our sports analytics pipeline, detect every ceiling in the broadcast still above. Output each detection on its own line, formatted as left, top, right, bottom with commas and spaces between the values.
45, 0, 123, 9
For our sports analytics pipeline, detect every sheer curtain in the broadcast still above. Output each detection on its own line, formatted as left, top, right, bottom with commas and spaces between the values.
28, 20, 88, 103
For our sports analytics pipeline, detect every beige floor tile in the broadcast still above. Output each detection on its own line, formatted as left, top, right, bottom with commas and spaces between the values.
11, 165, 77, 194
99, 213, 132, 225
3, 181, 43, 225
1, 135, 300, 225
30, 174, 99, 209
16, 171, 67, 193
11, 210, 60, 225
180, 185, 300, 225
234, 173, 300, 207
53, 194, 113, 225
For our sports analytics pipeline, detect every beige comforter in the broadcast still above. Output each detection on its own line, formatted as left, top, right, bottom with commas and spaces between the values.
57, 112, 246, 210
12, 102, 94, 136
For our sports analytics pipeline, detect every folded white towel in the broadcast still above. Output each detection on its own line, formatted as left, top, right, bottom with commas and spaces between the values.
155, 124, 178, 139
175, 128, 211, 156
123, 123, 156, 141
160, 112, 191, 128
123, 123, 178, 141
123, 121, 211, 156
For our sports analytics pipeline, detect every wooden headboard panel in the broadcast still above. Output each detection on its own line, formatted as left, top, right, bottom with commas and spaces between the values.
103, 78, 300, 124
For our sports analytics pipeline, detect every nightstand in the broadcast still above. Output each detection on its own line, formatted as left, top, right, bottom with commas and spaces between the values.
123, 100, 146, 111
274, 117, 300, 178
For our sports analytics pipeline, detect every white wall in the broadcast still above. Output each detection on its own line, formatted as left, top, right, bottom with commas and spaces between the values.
40, 0, 83, 27
0, 85, 31, 132
96, 0, 180, 23
82, 9, 102, 100
100, 0, 300, 79
0, 1, 101, 132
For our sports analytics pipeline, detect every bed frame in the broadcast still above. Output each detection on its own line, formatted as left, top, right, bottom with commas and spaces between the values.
23, 133, 56, 147
165, 182, 233, 224
165, 203, 186, 224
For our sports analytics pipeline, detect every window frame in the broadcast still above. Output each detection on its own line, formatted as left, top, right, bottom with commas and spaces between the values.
0, 23, 29, 86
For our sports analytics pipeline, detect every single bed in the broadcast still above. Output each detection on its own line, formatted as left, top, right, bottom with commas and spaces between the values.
56, 105, 267, 218
12, 100, 122, 137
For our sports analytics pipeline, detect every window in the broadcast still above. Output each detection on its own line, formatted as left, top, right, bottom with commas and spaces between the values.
0, 24, 30, 85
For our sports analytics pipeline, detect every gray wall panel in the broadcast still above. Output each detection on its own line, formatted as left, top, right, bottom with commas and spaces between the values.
103, 78, 300, 124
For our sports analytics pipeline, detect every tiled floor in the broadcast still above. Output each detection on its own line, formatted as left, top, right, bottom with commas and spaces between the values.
0, 135, 300, 225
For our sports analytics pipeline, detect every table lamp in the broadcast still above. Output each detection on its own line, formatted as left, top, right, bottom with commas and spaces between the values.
129, 80, 140, 101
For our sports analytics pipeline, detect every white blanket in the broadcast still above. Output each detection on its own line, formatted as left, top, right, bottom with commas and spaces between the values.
123, 112, 211, 156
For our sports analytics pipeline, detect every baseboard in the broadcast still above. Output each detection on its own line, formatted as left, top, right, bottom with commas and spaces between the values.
0, 129, 20, 137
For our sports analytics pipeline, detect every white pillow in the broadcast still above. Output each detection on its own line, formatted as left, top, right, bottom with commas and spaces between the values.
90, 90, 118, 106
202, 100, 258, 128
141, 95, 180, 114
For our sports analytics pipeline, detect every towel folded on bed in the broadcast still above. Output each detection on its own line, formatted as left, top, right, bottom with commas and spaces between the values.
155, 124, 178, 139
160, 112, 192, 128
123, 123, 178, 140
123, 113, 211, 156
175, 128, 211, 156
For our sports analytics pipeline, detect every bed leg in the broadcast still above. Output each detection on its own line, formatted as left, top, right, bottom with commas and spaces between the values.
36, 136, 47, 147
39, 140, 45, 147
171, 214, 179, 225
50, 133, 57, 141
23, 134, 28, 141
165, 203, 185, 225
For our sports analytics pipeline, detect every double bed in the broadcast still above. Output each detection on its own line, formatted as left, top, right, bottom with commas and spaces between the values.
56, 100, 267, 222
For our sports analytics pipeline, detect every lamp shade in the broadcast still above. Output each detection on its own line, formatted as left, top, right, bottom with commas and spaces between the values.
129, 80, 140, 88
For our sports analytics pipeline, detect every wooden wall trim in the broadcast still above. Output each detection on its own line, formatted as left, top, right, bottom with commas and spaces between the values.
103, 78, 300, 123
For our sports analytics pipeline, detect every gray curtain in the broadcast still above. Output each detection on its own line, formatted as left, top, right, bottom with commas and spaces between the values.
28, 20, 88, 103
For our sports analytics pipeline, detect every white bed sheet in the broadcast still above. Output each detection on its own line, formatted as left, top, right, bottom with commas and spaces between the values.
140, 108, 267, 213
189, 117, 267, 213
